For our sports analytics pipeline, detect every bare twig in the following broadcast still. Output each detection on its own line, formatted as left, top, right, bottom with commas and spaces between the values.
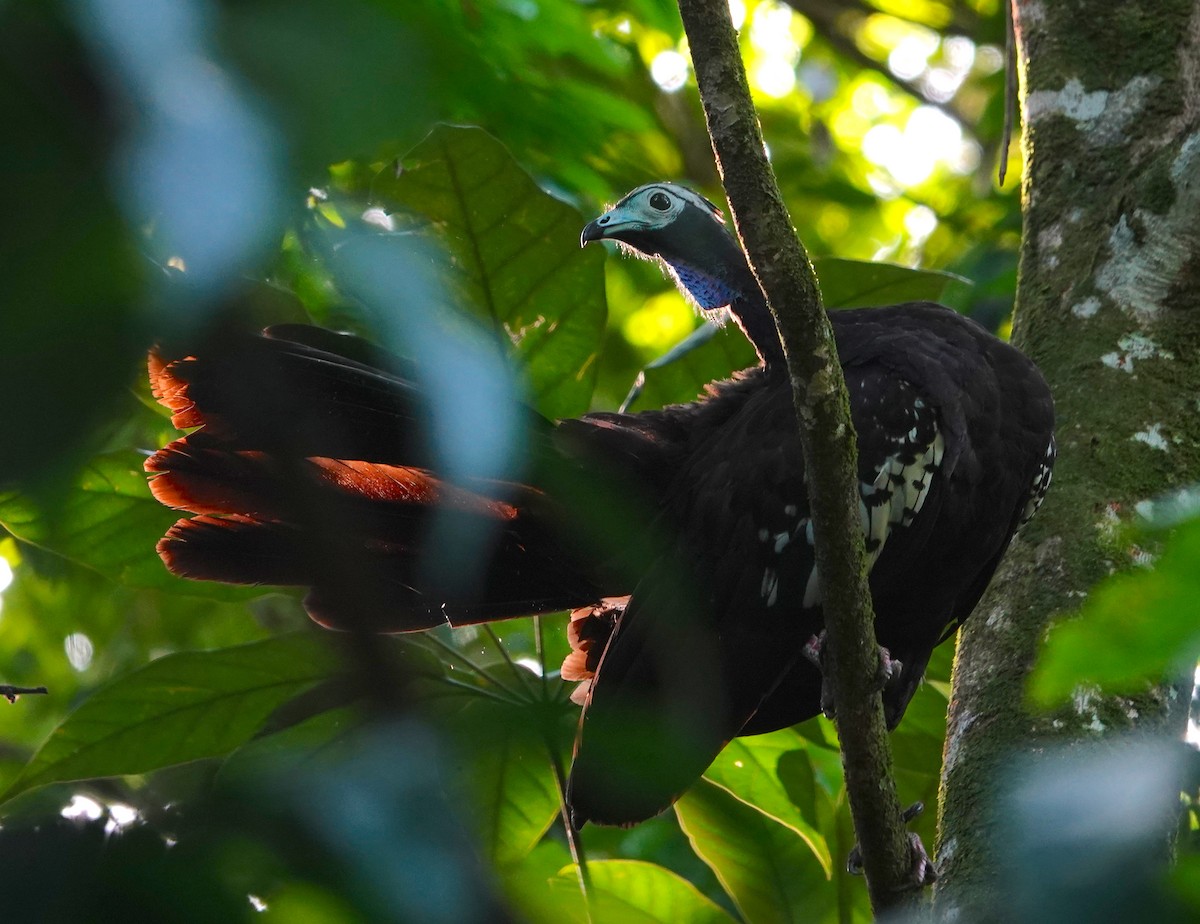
787, 0, 985, 42
0, 685, 47, 704
999, 0, 1018, 185
676, 0, 921, 913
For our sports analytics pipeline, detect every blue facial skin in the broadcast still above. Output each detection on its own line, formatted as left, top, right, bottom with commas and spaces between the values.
669, 261, 742, 310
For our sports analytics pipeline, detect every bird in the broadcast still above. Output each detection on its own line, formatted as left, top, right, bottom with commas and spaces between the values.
145, 182, 1055, 829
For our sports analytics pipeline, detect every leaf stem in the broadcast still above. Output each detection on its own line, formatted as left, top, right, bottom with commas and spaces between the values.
423, 633, 526, 702
547, 727, 591, 917
481, 625, 539, 699
430, 676, 525, 709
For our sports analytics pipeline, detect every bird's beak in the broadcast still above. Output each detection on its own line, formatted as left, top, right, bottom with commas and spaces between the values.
580, 216, 611, 246
581, 203, 636, 246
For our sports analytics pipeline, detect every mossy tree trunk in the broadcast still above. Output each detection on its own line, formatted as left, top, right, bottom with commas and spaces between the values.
934, 0, 1200, 915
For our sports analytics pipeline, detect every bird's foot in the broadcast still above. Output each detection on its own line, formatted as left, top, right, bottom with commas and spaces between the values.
876, 645, 903, 689
847, 802, 938, 890
802, 632, 903, 722
802, 631, 835, 719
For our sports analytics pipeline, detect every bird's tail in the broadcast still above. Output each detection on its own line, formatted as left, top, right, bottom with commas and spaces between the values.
145, 327, 606, 632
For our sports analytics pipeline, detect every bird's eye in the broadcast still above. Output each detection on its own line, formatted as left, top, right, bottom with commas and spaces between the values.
648, 192, 672, 211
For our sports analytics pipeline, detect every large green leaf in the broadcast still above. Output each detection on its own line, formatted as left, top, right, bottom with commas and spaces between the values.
547, 859, 737, 924
816, 258, 968, 310
627, 322, 757, 411
675, 777, 834, 923
2, 634, 337, 804
0, 451, 263, 601
222, 0, 436, 170
1030, 517, 1200, 704
702, 727, 833, 876
371, 125, 607, 419
217, 705, 368, 787
440, 693, 565, 867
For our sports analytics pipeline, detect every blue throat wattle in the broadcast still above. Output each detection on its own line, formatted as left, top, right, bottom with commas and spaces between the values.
667, 261, 741, 311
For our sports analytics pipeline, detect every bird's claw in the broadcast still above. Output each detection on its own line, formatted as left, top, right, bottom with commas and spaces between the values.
905, 831, 938, 889
847, 801, 937, 890
803, 632, 903, 723
877, 646, 903, 688
803, 631, 836, 720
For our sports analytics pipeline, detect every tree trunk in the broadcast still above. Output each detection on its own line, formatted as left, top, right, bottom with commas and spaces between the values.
934, 0, 1200, 915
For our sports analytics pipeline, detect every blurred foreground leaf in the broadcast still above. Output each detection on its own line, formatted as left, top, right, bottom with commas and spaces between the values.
1030, 517, 1200, 704
0, 8, 145, 492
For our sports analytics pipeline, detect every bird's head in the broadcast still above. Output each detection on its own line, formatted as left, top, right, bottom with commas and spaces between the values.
581, 183, 759, 314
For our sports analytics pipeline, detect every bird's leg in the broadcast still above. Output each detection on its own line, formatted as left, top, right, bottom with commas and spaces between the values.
847, 801, 938, 890
802, 630, 903, 722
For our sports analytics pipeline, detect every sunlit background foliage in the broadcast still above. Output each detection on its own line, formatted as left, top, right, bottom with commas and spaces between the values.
0, 0, 1197, 921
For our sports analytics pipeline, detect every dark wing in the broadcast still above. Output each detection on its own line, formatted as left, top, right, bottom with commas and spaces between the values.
833, 303, 1056, 722
565, 366, 946, 825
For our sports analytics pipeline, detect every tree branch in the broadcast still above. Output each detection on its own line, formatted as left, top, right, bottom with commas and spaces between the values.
675, 0, 919, 913
0, 685, 47, 704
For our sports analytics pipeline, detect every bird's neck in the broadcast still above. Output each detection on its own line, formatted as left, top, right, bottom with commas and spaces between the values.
662, 241, 785, 372
728, 292, 785, 371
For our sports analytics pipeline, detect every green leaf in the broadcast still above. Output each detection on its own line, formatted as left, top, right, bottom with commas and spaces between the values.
702, 727, 832, 876
503, 839, 587, 922
629, 322, 758, 411
439, 691, 566, 867
222, 0, 438, 170
0, 451, 264, 601
219, 706, 367, 784
2, 634, 337, 803
547, 859, 737, 924
815, 258, 969, 310
675, 778, 833, 923
372, 125, 607, 419
1030, 517, 1200, 704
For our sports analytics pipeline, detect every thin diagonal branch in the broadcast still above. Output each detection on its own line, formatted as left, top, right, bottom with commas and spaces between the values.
998, 0, 1018, 185
783, 0, 974, 133
675, 0, 919, 913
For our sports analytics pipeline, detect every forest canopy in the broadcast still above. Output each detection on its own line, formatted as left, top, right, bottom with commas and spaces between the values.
0, 0, 1197, 921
